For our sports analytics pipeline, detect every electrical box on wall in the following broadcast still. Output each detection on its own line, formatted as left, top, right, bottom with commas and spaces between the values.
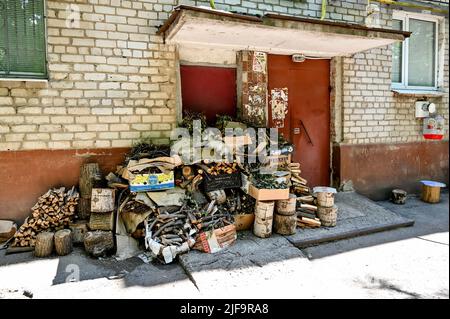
415, 101, 436, 118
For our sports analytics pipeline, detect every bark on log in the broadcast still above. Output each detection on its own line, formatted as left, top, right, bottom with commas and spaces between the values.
69, 220, 89, 244
391, 189, 407, 205
89, 212, 114, 231
79, 163, 101, 198
77, 197, 91, 220
54, 229, 72, 256
84, 231, 114, 257
34, 232, 54, 257
273, 213, 297, 235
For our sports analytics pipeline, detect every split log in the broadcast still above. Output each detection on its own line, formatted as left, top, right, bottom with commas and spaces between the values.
54, 229, 72, 256
297, 217, 321, 228
89, 212, 114, 231
69, 220, 89, 244
34, 232, 54, 257
91, 188, 115, 213
79, 163, 101, 198
84, 231, 114, 257
299, 203, 317, 211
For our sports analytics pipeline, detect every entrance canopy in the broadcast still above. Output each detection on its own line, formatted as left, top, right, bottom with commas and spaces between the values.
158, 5, 410, 58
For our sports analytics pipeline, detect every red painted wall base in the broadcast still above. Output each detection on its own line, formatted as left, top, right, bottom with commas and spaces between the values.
0, 148, 128, 223
333, 141, 449, 201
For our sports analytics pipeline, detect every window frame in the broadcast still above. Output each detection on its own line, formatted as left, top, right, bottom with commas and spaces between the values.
0, 0, 48, 80
392, 11, 440, 91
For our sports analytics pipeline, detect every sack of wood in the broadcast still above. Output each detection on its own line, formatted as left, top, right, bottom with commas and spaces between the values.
193, 224, 237, 253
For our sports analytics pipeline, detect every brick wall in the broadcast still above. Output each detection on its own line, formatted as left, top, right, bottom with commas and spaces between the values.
0, 0, 179, 151
0, 0, 448, 152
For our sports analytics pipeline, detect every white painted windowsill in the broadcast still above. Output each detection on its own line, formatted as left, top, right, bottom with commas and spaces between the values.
0, 78, 48, 83
392, 88, 446, 97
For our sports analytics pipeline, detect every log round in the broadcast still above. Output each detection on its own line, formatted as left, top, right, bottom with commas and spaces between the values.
421, 185, 441, 203
34, 232, 54, 257
391, 189, 407, 205
89, 212, 114, 231
273, 213, 297, 235
69, 220, 89, 244
317, 205, 338, 227
84, 231, 114, 257
54, 229, 73, 256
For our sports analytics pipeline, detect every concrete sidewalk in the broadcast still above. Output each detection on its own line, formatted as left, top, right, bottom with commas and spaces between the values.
0, 193, 448, 299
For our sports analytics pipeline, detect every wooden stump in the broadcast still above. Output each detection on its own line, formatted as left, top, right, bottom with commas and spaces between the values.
391, 189, 407, 205
89, 212, 114, 231
34, 232, 54, 257
78, 197, 91, 220
84, 231, 114, 257
273, 213, 297, 235
79, 163, 101, 198
69, 220, 89, 245
421, 185, 441, 203
54, 229, 73, 256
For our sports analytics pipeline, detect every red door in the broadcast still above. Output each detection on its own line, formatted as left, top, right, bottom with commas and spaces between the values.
268, 55, 330, 187
180, 65, 237, 125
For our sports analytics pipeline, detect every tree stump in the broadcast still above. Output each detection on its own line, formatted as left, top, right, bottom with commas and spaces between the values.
34, 232, 54, 257
69, 220, 89, 245
421, 185, 441, 203
54, 229, 72, 256
89, 212, 115, 231
391, 189, 407, 205
84, 231, 114, 257
79, 163, 101, 198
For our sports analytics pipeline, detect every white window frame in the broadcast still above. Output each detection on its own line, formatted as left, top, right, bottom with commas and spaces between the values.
392, 11, 441, 91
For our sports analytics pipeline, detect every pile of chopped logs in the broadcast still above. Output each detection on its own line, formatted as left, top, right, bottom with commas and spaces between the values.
296, 195, 321, 228
287, 162, 310, 196
11, 187, 79, 247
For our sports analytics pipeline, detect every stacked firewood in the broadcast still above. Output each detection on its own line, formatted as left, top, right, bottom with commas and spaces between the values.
296, 195, 321, 228
12, 187, 79, 247
287, 162, 310, 195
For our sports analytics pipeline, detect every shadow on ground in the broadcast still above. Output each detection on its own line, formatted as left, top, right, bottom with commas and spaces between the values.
0, 191, 447, 291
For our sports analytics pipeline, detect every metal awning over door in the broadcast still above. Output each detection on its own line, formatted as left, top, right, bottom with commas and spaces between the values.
157, 5, 410, 58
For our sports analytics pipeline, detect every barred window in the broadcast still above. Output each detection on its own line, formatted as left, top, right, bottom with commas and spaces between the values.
0, 0, 47, 79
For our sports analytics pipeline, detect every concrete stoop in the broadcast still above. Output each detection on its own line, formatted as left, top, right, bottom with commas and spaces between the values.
285, 191, 415, 248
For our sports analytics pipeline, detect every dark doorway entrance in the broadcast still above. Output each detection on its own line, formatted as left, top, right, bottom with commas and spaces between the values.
180, 65, 237, 125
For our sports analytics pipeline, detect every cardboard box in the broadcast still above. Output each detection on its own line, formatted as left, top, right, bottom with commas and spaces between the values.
194, 224, 237, 253
249, 184, 290, 201
129, 170, 174, 192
